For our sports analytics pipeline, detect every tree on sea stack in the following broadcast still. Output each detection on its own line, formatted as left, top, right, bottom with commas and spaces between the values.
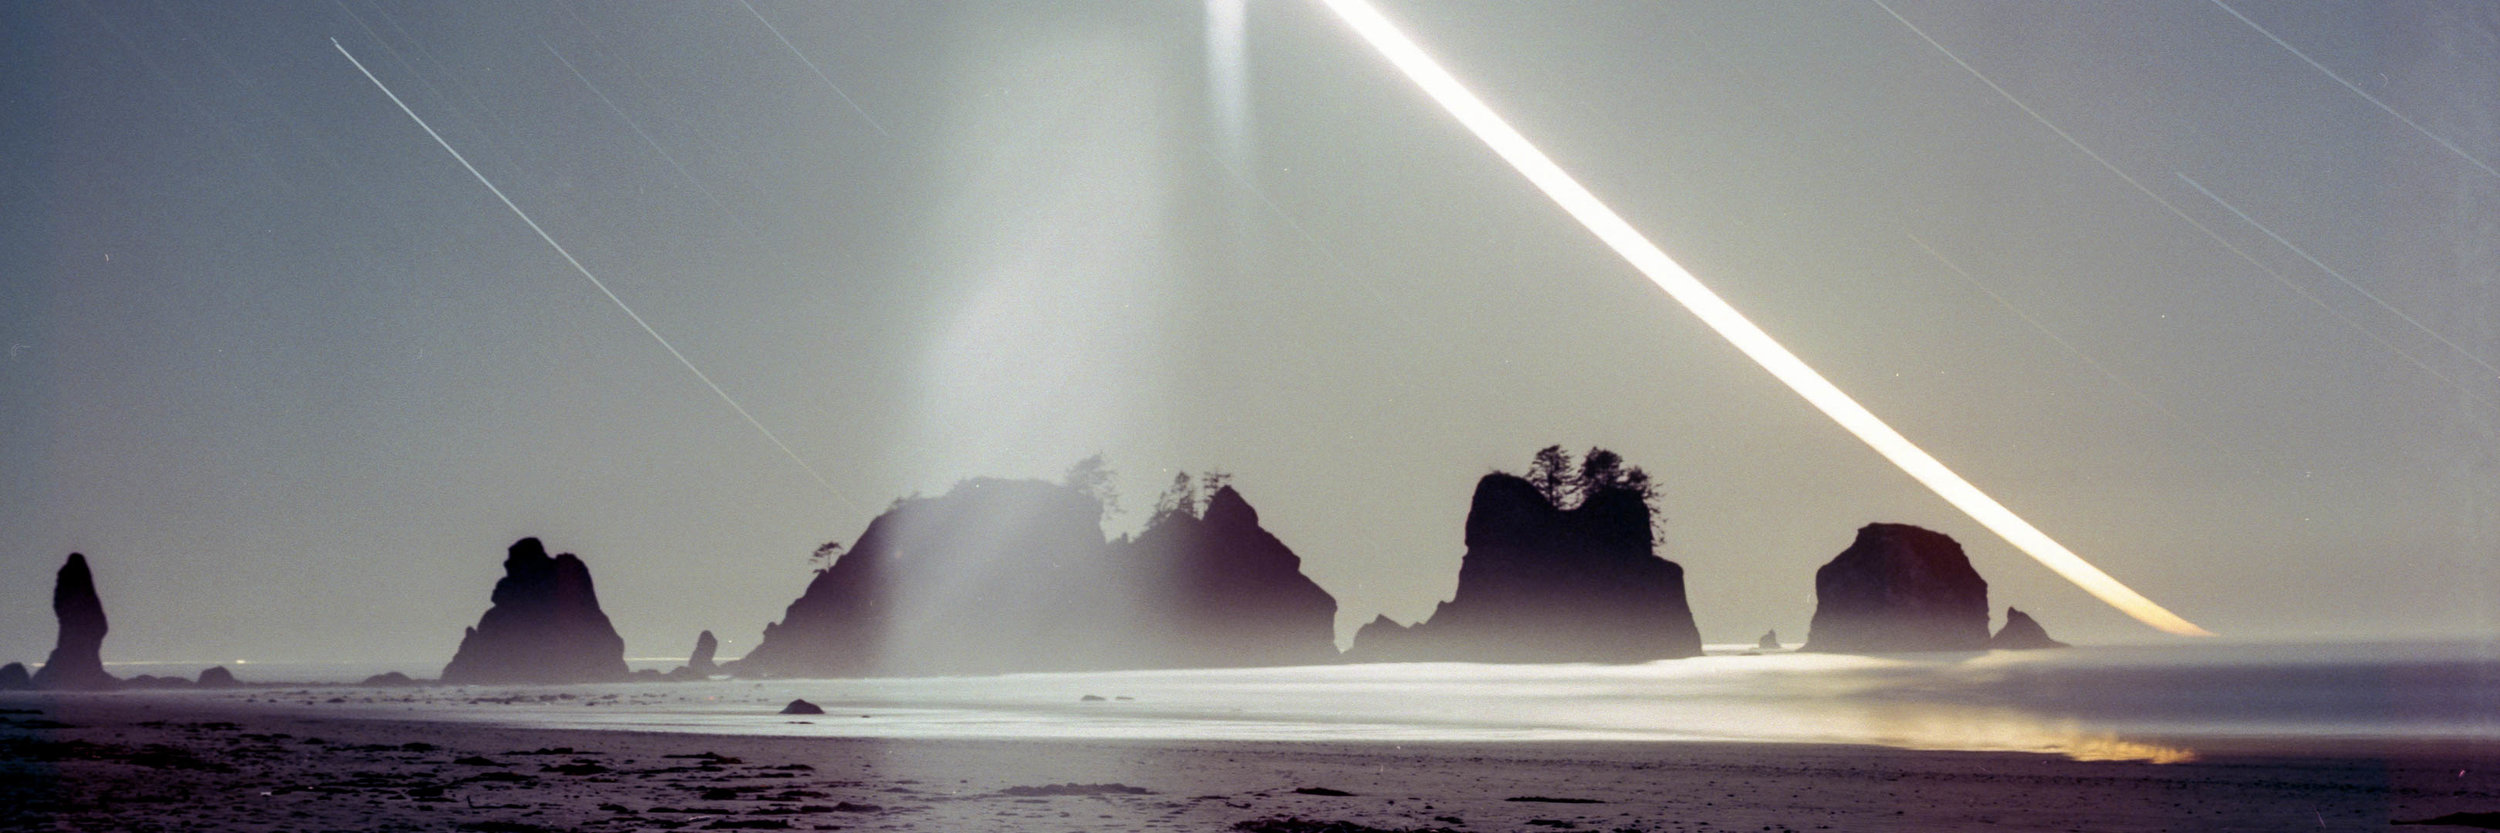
1346, 446, 1701, 663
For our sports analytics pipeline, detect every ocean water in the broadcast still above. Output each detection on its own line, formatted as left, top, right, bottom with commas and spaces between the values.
180, 639, 2498, 764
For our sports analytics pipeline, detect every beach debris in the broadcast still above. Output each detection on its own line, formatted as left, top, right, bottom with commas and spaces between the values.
542, 761, 611, 775
2396, 812, 2500, 829
779, 699, 825, 715
1505, 796, 1605, 804
1080, 694, 1107, 702
1293, 787, 1356, 797
999, 783, 1155, 797
1234, 818, 1462, 833
456, 821, 561, 833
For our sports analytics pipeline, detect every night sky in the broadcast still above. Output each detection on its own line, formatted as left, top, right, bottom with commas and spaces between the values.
4, 1, 2493, 669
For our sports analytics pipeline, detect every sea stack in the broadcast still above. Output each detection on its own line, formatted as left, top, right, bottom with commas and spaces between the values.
1803, 523, 1990, 652
1123, 485, 1340, 668
1988, 607, 2070, 649
739, 479, 1145, 677
32, 553, 116, 690
738, 476, 1344, 678
440, 538, 631, 684
670, 630, 721, 680
0, 663, 29, 690
1348, 449, 1703, 663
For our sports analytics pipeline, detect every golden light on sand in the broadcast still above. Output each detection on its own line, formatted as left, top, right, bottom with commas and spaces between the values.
1316, 0, 2211, 636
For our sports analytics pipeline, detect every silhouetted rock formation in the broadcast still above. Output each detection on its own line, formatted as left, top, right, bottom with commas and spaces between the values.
32, 553, 116, 690
737, 477, 1340, 677
1989, 607, 2070, 650
197, 666, 239, 688
1757, 630, 1782, 651
359, 671, 418, 687
0, 663, 27, 690
779, 698, 825, 715
440, 538, 630, 684
1347, 465, 1703, 663
1125, 486, 1339, 667
670, 630, 721, 680
1803, 524, 1990, 652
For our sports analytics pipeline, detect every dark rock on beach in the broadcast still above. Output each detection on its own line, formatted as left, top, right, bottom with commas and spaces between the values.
32, 553, 117, 690
779, 699, 825, 715
1348, 454, 1701, 663
1803, 523, 1990, 653
359, 671, 419, 687
1989, 607, 2070, 649
440, 538, 631, 684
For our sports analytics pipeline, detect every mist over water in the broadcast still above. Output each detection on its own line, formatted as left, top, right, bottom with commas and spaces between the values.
199, 640, 2498, 764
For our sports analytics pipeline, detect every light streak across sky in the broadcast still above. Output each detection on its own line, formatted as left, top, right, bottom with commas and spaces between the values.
1315, 0, 2212, 636
1868, 0, 2472, 399
332, 38, 855, 509
734, 0, 892, 139
2207, 0, 2500, 182
2177, 173, 2500, 382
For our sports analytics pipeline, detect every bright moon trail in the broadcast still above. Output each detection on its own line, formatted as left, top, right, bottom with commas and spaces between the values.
1315, 0, 2211, 636
332, 39, 854, 509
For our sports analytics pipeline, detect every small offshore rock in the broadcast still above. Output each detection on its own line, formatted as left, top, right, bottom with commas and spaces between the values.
779, 698, 826, 715
1988, 607, 2071, 650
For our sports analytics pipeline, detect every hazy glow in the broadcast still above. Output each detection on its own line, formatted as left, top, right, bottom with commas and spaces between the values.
1316, 0, 2211, 636
1206, 0, 1250, 167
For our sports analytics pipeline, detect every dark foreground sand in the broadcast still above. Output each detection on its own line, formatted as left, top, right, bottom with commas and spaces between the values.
3, 693, 2496, 832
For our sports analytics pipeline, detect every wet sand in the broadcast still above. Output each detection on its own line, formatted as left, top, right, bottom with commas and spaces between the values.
4, 692, 2496, 832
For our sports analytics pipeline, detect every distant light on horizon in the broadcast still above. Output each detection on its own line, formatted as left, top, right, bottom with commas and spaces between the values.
1316, 0, 2212, 637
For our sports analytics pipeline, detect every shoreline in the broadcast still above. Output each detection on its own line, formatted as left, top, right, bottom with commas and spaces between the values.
7, 692, 2498, 832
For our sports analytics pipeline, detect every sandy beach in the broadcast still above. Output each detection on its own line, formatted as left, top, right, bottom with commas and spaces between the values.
6, 690, 2496, 833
